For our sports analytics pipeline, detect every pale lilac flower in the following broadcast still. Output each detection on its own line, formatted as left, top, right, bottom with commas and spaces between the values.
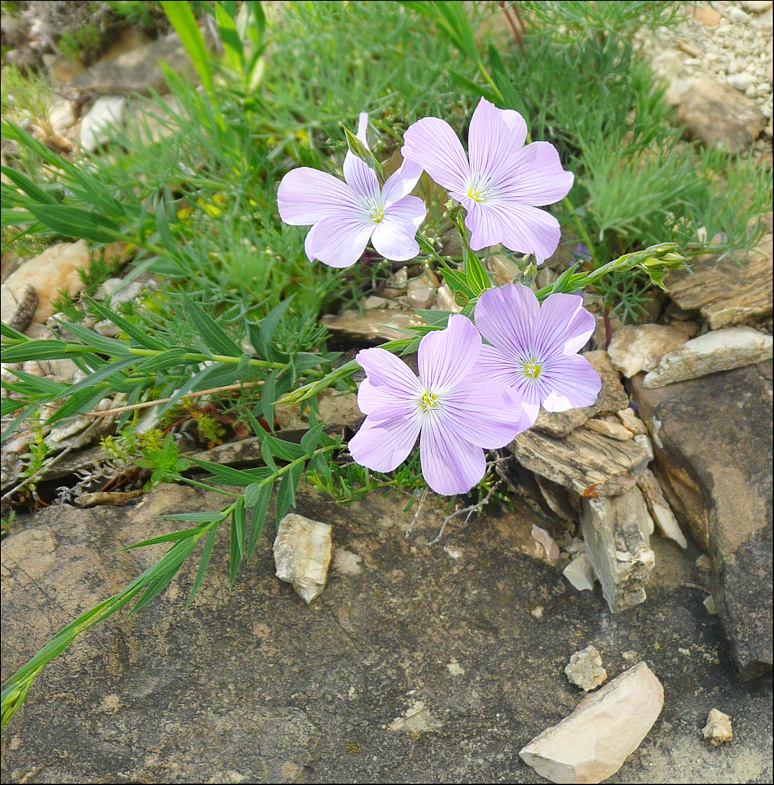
348, 315, 528, 496
277, 113, 426, 268
401, 97, 574, 263
474, 284, 601, 426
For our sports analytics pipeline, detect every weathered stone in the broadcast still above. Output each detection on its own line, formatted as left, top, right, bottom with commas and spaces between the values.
70, 34, 196, 96
273, 513, 333, 604
675, 77, 766, 151
703, 708, 733, 746
667, 232, 773, 329
584, 417, 633, 441
519, 662, 664, 784
630, 366, 773, 678
406, 276, 436, 309
565, 645, 607, 692
511, 426, 652, 498
387, 700, 443, 733
616, 407, 648, 435
80, 95, 126, 151
637, 469, 688, 549
643, 327, 772, 388
322, 308, 426, 342
534, 351, 629, 437
607, 324, 689, 378
563, 552, 597, 592
581, 486, 656, 613
3, 241, 91, 324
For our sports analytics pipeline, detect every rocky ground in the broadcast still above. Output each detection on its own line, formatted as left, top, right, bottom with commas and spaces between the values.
1, 1, 773, 783
2, 485, 772, 784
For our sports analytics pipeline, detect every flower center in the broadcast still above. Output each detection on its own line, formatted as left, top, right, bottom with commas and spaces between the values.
418, 389, 439, 412
522, 360, 543, 380
363, 196, 385, 224
465, 173, 491, 204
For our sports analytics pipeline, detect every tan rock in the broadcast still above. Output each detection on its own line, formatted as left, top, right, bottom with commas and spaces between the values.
563, 553, 597, 592
406, 276, 436, 309
322, 308, 427, 342
637, 469, 688, 549
666, 232, 773, 329
584, 417, 634, 441
581, 486, 655, 613
607, 324, 689, 378
643, 327, 773, 388
702, 708, 733, 746
616, 407, 648, 435
519, 662, 664, 783
3, 241, 91, 324
675, 77, 766, 152
273, 513, 333, 604
565, 645, 607, 692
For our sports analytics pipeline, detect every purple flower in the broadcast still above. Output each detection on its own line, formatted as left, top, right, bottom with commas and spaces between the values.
474, 284, 601, 426
401, 98, 574, 263
348, 315, 528, 496
277, 113, 426, 268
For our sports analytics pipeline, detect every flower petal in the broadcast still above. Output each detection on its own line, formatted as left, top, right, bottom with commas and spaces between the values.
278, 168, 357, 225
468, 98, 528, 183
442, 382, 527, 448
420, 418, 486, 496
463, 200, 504, 251
349, 412, 421, 473
418, 314, 481, 392
472, 344, 542, 426
531, 293, 586, 360
356, 347, 423, 415
343, 151, 380, 202
382, 159, 424, 208
539, 354, 602, 412
496, 142, 574, 206
562, 303, 596, 355
371, 196, 425, 261
474, 284, 538, 357
401, 117, 470, 194
488, 202, 562, 263
305, 213, 373, 268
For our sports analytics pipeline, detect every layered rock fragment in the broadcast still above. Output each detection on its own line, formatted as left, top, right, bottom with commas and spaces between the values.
273, 514, 333, 604
519, 662, 664, 784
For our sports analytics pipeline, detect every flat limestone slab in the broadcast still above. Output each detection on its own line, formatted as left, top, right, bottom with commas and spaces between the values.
511, 427, 652, 498
666, 232, 773, 329
519, 662, 664, 784
643, 327, 773, 388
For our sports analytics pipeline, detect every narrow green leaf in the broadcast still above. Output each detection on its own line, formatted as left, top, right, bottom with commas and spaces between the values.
186, 456, 272, 486
186, 524, 219, 609
262, 432, 306, 461
1, 404, 37, 444
56, 321, 134, 357
1, 322, 29, 341
215, 2, 245, 72
300, 423, 324, 457
464, 249, 491, 295
87, 299, 168, 351
260, 369, 278, 427
46, 386, 111, 425
1, 166, 58, 205
183, 298, 242, 357
160, 0, 214, 96
130, 537, 198, 614
122, 526, 204, 550
229, 497, 246, 586
163, 511, 229, 523
276, 462, 303, 522
255, 296, 294, 361
26, 204, 119, 243
135, 348, 189, 373
0, 341, 94, 363
245, 481, 271, 562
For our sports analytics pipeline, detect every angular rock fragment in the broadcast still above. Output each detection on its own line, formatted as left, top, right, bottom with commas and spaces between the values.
533, 351, 629, 437
666, 232, 773, 329
511, 426, 652, 499
80, 95, 126, 151
565, 645, 607, 692
563, 553, 597, 593
607, 324, 689, 378
702, 709, 733, 746
322, 308, 426, 342
630, 366, 773, 678
616, 407, 648, 435
584, 417, 633, 441
406, 276, 436, 309
643, 327, 773, 388
637, 469, 688, 548
519, 662, 664, 784
675, 77, 766, 151
273, 514, 333, 604
581, 486, 655, 613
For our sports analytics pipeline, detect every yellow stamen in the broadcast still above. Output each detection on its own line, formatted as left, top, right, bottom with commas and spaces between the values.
419, 390, 439, 411
523, 361, 542, 380
466, 186, 485, 203
369, 205, 385, 223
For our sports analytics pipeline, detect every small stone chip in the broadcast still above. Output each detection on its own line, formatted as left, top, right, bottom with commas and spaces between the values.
565, 645, 608, 692
703, 708, 733, 746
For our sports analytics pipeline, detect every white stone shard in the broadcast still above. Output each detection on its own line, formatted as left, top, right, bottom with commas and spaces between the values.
273, 513, 333, 604
584, 417, 634, 441
563, 553, 597, 592
80, 96, 127, 151
637, 470, 688, 549
703, 708, 733, 746
607, 324, 689, 378
616, 407, 648, 436
565, 646, 608, 692
519, 662, 664, 784
643, 327, 773, 388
